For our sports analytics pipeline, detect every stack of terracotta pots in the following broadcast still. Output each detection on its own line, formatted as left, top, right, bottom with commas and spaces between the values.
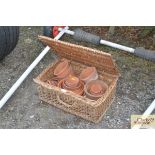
79, 67, 98, 83
46, 58, 108, 100
58, 75, 84, 96
46, 58, 73, 87
53, 58, 73, 79
84, 80, 108, 100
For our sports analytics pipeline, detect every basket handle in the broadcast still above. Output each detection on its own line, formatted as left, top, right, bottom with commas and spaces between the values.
56, 94, 74, 108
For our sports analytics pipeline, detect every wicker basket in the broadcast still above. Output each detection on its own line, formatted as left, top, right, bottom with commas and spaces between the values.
34, 36, 120, 123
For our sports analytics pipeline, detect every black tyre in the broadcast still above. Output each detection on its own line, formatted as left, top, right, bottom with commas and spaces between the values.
43, 26, 53, 37
0, 26, 19, 60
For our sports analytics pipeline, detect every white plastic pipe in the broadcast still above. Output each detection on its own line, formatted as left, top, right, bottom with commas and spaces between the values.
0, 26, 69, 109
100, 40, 135, 53
132, 99, 155, 129
59, 28, 75, 35
143, 99, 155, 115
58, 28, 135, 53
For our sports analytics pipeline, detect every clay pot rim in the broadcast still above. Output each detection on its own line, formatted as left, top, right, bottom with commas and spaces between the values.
80, 67, 98, 82
90, 84, 103, 94
46, 79, 58, 87
54, 59, 69, 76
72, 82, 84, 95
58, 79, 84, 96
56, 66, 73, 79
64, 76, 80, 87
58, 79, 84, 90
84, 80, 108, 98
73, 89, 84, 96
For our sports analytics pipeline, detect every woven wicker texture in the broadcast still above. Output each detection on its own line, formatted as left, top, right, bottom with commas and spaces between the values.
34, 36, 119, 123
38, 36, 119, 76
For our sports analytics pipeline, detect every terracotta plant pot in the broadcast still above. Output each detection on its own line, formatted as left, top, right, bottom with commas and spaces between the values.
58, 76, 84, 96
84, 80, 108, 100
79, 67, 98, 83
72, 83, 84, 96
64, 75, 80, 88
54, 58, 74, 79
46, 77, 59, 86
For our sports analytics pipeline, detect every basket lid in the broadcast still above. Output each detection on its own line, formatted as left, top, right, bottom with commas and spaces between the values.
38, 36, 119, 77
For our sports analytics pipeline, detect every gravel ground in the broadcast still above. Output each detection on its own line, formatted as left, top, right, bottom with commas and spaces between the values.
0, 26, 155, 129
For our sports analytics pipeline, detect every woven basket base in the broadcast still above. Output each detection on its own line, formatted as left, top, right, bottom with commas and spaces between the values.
39, 95, 115, 123
37, 83, 116, 123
